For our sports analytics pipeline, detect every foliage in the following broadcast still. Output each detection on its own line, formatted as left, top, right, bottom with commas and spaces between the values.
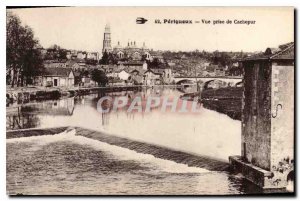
44, 45, 67, 60
147, 58, 161, 69
86, 59, 98, 65
57, 49, 67, 60
91, 69, 108, 86
80, 70, 90, 77
6, 12, 44, 87
141, 54, 147, 61
212, 51, 232, 67
99, 51, 109, 65
100, 51, 118, 65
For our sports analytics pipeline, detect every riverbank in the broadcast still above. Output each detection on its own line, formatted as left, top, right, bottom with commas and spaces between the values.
201, 87, 243, 120
6, 85, 143, 106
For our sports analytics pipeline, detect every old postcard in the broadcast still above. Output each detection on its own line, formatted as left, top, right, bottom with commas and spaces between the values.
6, 7, 294, 195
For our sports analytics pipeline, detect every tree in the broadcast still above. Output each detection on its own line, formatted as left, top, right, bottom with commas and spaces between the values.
108, 53, 118, 65
58, 49, 67, 60
147, 58, 161, 69
141, 54, 147, 61
6, 12, 44, 87
91, 69, 108, 86
100, 51, 109, 65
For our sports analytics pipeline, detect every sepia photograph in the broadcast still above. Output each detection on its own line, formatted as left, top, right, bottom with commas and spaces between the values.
5, 6, 294, 195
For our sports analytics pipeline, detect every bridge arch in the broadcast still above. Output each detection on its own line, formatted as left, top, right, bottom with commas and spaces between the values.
174, 76, 242, 89
203, 80, 215, 90
176, 79, 196, 85
287, 170, 294, 181
286, 170, 294, 192
235, 81, 243, 87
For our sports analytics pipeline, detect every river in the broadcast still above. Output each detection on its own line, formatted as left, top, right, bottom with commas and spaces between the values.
6, 86, 261, 195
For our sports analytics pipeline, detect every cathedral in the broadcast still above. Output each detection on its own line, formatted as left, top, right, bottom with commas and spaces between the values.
102, 24, 112, 53
102, 24, 152, 61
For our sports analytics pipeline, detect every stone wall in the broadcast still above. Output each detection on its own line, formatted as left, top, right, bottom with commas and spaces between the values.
270, 62, 294, 186
241, 60, 294, 188
242, 61, 272, 170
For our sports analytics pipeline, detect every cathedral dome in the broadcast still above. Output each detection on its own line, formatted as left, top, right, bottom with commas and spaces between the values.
114, 41, 123, 49
132, 41, 138, 48
142, 42, 149, 51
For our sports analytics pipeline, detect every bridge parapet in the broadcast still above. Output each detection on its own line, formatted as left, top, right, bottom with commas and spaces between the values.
173, 76, 242, 89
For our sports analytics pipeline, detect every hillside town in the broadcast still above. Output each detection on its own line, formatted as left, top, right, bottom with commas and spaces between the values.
7, 19, 249, 90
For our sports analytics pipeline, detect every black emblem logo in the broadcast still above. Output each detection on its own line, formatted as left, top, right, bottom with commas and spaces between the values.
136, 17, 148, 24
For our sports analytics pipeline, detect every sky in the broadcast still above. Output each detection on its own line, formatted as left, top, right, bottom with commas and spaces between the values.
9, 7, 294, 52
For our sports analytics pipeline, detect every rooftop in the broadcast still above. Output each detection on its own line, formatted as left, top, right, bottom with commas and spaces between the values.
243, 42, 294, 61
44, 68, 73, 77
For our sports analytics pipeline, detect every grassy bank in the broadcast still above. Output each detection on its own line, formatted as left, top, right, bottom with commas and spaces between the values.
201, 87, 243, 120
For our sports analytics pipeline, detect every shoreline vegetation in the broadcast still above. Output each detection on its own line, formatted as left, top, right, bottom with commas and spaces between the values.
201, 87, 242, 120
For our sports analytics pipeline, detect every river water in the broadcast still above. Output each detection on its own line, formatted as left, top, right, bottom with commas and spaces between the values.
6, 86, 262, 195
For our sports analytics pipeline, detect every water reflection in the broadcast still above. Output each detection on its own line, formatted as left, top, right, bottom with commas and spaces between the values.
6, 86, 241, 162
6, 108, 41, 130
6, 86, 255, 195
7, 98, 75, 130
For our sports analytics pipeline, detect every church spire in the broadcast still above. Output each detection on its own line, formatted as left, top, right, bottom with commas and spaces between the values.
102, 23, 112, 53
104, 23, 110, 33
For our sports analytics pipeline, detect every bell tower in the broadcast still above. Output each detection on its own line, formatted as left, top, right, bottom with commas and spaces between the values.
102, 24, 112, 53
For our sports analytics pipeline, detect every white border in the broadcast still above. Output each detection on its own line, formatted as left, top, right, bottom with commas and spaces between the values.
1, 1, 299, 200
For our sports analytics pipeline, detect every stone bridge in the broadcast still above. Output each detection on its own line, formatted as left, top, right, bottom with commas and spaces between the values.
173, 76, 243, 89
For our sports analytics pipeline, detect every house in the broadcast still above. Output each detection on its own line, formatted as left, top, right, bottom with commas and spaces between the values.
66, 60, 86, 70
44, 60, 67, 68
215, 67, 225, 76
130, 69, 146, 76
203, 62, 210, 68
144, 69, 162, 85
232, 61, 239, 67
39, 68, 75, 87
130, 69, 146, 85
105, 65, 124, 78
202, 71, 213, 77
77, 51, 86, 60
87, 52, 101, 61
150, 52, 164, 62
80, 75, 96, 87
163, 68, 173, 84
205, 64, 218, 72
71, 50, 77, 55
167, 62, 176, 67
148, 68, 173, 84
130, 74, 143, 85
118, 70, 130, 80
77, 61, 87, 69
66, 51, 72, 60
120, 61, 147, 69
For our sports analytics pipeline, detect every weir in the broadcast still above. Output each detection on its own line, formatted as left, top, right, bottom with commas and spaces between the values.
229, 44, 294, 192
7, 126, 229, 172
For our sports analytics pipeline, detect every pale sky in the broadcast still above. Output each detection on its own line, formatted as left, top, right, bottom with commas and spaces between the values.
9, 7, 294, 52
